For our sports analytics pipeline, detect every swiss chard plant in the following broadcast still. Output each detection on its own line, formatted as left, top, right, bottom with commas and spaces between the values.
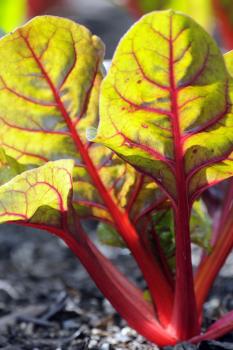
0, 10, 233, 346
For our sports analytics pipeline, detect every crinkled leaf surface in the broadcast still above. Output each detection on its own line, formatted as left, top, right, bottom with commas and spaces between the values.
94, 10, 233, 206
0, 15, 111, 224
0, 15, 104, 166
0, 15, 160, 226
0, 160, 74, 228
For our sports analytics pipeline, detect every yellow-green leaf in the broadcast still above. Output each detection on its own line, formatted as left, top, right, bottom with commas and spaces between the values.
0, 15, 113, 224
97, 222, 125, 247
0, 148, 28, 185
0, 160, 74, 228
93, 10, 233, 205
0, 15, 104, 166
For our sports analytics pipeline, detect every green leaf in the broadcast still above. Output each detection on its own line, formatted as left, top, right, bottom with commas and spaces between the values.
97, 222, 125, 247
224, 50, 233, 76
72, 159, 111, 222
91, 146, 136, 209
151, 209, 175, 267
93, 10, 233, 205
0, 15, 161, 228
0, 15, 162, 228
0, 160, 74, 228
0, 15, 114, 224
149, 199, 211, 267
130, 176, 169, 224
190, 200, 212, 252
0, 148, 28, 185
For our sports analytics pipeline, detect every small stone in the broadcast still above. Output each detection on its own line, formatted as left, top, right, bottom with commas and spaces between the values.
121, 326, 137, 338
100, 343, 113, 350
88, 339, 98, 348
63, 319, 81, 329
103, 299, 115, 314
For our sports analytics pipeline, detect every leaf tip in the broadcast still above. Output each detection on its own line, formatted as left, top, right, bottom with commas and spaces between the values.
92, 34, 105, 55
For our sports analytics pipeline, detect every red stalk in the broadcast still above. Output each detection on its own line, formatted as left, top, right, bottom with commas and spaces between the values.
17, 221, 176, 346
67, 234, 176, 345
212, 0, 233, 50
27, 0, 61, 18
62, 99, 174, 326
19, 32, 174, 325
126, 174, 144, 213
196, 181, 233, 272
168, 15, 199, 338
195, 211, 233, 315
207, 310, 233, 333
217, 180, 233, 231
190, 310, 233, 343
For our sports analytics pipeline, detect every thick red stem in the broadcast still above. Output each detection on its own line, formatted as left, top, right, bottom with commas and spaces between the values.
69, 235, 176, 345
189, 310, 233, 343
64, 235, 176, 345
168, 15, 199, 338
67, 127, 173, 325
195, 214, 233, 315
218, 180, 233, 231
212, 0, 233, 50
126, 174, 144, 213
19, 221, 176, 346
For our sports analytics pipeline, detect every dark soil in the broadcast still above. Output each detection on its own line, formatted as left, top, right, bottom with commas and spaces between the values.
0, 224, 232, 350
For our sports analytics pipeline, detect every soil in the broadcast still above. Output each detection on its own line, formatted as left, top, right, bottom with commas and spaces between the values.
0, 0, 232, 349
0, 224, 232, 350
